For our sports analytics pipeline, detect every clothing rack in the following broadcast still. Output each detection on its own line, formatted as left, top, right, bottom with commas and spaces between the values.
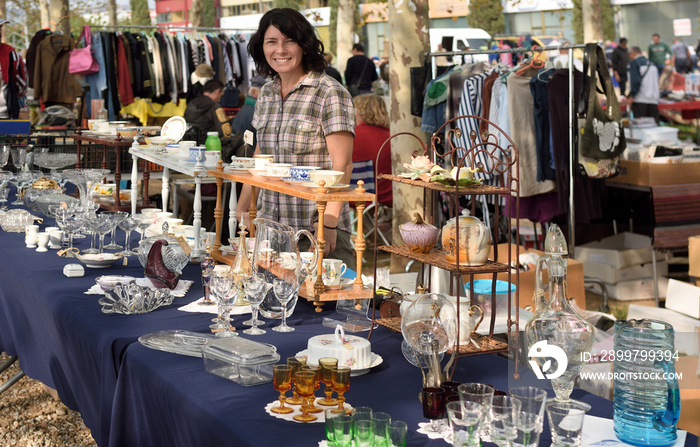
425, 43, 587, 257
92, 24, 248, 33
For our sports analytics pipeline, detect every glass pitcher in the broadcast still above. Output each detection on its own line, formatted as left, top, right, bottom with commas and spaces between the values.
252, 218, 318, 319
613, 319, 680, 447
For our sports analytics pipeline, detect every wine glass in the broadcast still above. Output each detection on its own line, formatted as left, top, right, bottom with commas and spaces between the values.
53, 206, 85, 257
104, 211, 128, 250
331, 366, 351, 414
317, 357, 338, 406
286, 356, 306, 406
421, 387, 447, 433
302, 364, 323, 414
210, 271, 236, 337
10, 147, 27, 172
292, 370, 318, 422
242, 274, 271, 335
271, 276, 297, 333
0, 145, 9, 168
136, 213, 153, 244
10, 171, 33, 205
270, 364, 294, 414
83, 212, 102, 254
118, 215, 140, 256
0, 186, 8, 205
91, 213, 113, 253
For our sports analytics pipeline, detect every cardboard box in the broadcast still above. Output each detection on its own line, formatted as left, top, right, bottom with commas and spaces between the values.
608, 160, 700, 187
471, 244, 586, 311
582, 259, 668, 284
575, 232, 654, 269
676, 355, 700, 437
606, 277, 669, 301
666, 279, 700, 320
627, 304, 700, 356
690, 236, 700, 279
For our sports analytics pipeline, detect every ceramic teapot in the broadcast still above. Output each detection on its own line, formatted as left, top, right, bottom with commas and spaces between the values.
441, 210, 491, 266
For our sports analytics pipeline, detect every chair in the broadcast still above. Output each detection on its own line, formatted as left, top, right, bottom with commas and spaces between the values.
350, 159, 391, 246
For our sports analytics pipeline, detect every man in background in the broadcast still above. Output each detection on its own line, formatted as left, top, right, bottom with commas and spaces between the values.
184, 79, 233, 149
612, 38, 630, 95
648, 33, 671, 75
671, 37, 692, 74
0, 19, 27, 119
624, 46, 660, 123
344, 43, 378, 96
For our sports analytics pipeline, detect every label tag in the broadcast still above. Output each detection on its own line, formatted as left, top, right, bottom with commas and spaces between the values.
177, 235, 193, 256
244, 130, 254, 146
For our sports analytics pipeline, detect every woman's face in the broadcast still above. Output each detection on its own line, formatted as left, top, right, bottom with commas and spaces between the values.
263, 25, 305, 78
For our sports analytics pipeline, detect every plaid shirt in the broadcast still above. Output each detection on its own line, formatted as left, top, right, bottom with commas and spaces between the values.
252, 71, 355, 232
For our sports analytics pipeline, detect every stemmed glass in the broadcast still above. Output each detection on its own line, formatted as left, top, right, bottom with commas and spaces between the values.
242, 274, 271, 335
53, 205, 85, 257
509, 386, 547, 447
0, 146, 10, 169
272, 276, 297, 333
10, 147, 27, 172
10, 171, 33, 205
118, 215, 140, 256
286, 356, 307, 406
459, 382, 496, 442
104, 211, 128, 250
302, 364, 323, 414
271, 364, 294, 414
210, 271, 236, 337
91, 213, 113, 253
136, 213, 153, 244
292, 370, 318, 422
331, 366, 351, 414
83, 212, 102, 254
422, 387, 447, 433
318, 357, 338, 406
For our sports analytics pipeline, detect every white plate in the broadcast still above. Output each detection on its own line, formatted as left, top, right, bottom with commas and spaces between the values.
281, 177, 307, 185
295, 350, 383, 377
258, 173, 287, 179
301, 182, 351, 190
160, 116, 187, 142
247, 169, 266, 176
224, 167, 250, 174
77, 253, 123, 268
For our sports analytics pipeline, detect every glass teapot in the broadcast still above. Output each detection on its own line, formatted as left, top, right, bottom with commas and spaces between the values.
252, 218, 318, 319
441, 209, 491, 266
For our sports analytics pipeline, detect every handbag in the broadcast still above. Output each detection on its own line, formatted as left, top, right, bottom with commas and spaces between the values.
69, 25, 99, 76
577, 43, 625, 178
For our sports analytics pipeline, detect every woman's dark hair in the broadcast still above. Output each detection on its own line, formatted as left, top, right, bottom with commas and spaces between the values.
248, 8, 327, 78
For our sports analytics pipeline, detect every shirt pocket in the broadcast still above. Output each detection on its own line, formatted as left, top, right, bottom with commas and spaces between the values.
281, 118, 322, 155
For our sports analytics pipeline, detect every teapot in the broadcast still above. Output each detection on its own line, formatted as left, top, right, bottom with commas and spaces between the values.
441, 210, 491, 266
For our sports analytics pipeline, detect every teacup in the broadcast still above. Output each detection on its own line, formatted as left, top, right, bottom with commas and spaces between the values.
204, 151, 220, 167
254, 154, 274, 170
189, 146, 206, 163
230, 157, 256, 170
300, 252, 316, 274
179, 140, 196, 158
279, 252, 298, 269
265, 163, 292, 177
322, 258, 347, 286
290, 165, 321, 181
309, 170, 344, 187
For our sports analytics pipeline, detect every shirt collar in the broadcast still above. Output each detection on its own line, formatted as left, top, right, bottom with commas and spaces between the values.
270, 71, 322, 94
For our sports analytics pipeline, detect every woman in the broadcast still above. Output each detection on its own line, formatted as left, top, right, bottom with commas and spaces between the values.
352, 94, 392, 207
236, 8, 355, 266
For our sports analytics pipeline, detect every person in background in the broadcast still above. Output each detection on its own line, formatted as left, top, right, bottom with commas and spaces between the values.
187, 63, 215, 104
236, 8, 355, 265
648, 33, 671, 75
323, 53, 342, 84
671, 37, 692, 74
344, 43, 378, 96
623, 46, 660, 123
0, 19, 27, 119
612, 37, 630, 95
184, 79, 233, 145
499, 40, 513, 67
352, 94, 392, 208
232, 75, 267, 150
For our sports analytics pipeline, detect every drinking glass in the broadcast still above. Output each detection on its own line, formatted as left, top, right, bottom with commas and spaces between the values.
546, 400, 590, 447
490, 395, 521, 447
325, 408, 342, 445
386, 420, 408, 447
137, 213, 153, 243
286, 356, 306, 406
332, 366, 351, 414
422, 387, 447, 433
118, 215, 140, 256
90, 213, 113, 253
372, 411, 392, 447
332, 413, 354, 447
271, 276, 297, 333
270, 364, 293, 414
210, 271, 236, 337
53, 206, 84, 257
83, 212, 102, 254
353, 406, 373, 423
242, 274, 271, 335
10, 147, 27, 172
458, 382, 495, 441
354, 419, 376, 447
104, 211, 128, 250
447, 400, 485, 447
441, 381, 462, 401
508, 386, 547, 447
0, 187, 9, 204
302, 364, 323, 414
0, 145, 9, 168
318, 357, 339, 406
292, 370, 318, 422
10, 171, 32, 205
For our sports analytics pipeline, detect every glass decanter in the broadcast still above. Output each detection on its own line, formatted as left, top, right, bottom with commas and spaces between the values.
199, 237, 216, 306
524, 255, 594, 401
229, 222, 252, 307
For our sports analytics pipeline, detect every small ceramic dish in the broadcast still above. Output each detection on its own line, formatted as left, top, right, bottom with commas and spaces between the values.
76, 252, 124, 268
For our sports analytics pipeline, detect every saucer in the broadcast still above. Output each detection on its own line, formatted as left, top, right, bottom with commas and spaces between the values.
301, 182, 350, 190
281, 177, 307, 185
247, 169, 267, 176
258, 173, 287, 179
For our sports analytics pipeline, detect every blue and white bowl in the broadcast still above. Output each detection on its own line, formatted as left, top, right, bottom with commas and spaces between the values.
290, 165, 321, 181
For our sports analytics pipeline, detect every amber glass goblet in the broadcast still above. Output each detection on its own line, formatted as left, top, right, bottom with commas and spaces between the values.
318, 357, 339, 406
271, 365, 293, 414
303, 364, 323, 414
332, 366, 351, 414
293, 371, 318, 422
287, 356, 306, 405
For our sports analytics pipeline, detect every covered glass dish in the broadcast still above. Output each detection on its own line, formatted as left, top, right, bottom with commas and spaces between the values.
202, 336, 280, 386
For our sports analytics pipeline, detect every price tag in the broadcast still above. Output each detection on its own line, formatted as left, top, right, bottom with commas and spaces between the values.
244, 130, 254, 146
176, 235, 192, 256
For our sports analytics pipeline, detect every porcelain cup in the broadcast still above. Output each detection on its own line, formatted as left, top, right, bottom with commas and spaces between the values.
254, 154, 274, 170
322, 258, 347, 286
25, 224, 39, 248
36, 232, 50, 252
49, 230, 64, 249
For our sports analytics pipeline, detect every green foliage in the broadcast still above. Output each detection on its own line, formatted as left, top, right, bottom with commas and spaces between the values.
467, 0, 505, 36
572, 0, 617, 43
129, 0, 152, 27
273, 0, 301, 10
203, 0, 215, 27
329, 0, 338, 56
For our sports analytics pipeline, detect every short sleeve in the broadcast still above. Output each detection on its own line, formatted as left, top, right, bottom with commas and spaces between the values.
321, 83, 355, 137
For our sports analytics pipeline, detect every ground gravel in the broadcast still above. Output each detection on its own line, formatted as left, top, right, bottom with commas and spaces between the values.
0, 352, 96, 446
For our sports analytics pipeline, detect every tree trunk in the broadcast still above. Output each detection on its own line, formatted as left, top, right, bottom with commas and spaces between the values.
191, 0, 204, 28
108, 0, 117, 26
582, 0, 603, 43
0, 0, 5, 43
387, 0, 430, 272
48, 0, 69, 35
40, 0, 50, 30
336, 0, 354, 81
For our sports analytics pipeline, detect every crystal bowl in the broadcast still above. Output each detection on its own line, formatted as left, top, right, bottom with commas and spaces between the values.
33, 153, 79, 171
137, 235, 190, 273
35, 194, 78, 217
98, 281, 174, 314
24, 188, 64, 212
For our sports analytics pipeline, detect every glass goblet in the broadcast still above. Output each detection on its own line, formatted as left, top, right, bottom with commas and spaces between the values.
302, 364, 323, 414
242, 274, 271, 335
90, 213, 113, 254
82, 212, 102, 254
10, 171, 32, 205
10, 147, 27, 172
270, 364, 294, 414
271, 276, 297, 333
459, 382, 495, 442
422, 387, 447, 433
317, 357, 339, 406
55, 207, 85, 257
509, 386, 547, 447
104, 211, 128, 250
210, 271, 236, 337
292, 370, 318, 422
0, 145, 9, 168
331, 366, 351, 414
118, 215, 140, 256
286, 356, 307, 406
0, 187, 9, 204
136, 213, 153, 244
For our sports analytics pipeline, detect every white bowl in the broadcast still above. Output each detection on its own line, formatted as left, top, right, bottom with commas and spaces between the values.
265, 163, 292, 177
309, 170, 344, 187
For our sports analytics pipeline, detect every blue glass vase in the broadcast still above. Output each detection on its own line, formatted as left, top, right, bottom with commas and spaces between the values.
613, 319, 681, 447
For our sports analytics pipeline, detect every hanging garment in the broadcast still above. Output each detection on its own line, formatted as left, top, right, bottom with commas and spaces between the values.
25, 29, 51, 89
102, 33, 120, 121
34, 33, 81, 105
115, 35, 135, 107
479, 71, 499, 134
84, 32, 108, 118
529, 68, 557, 182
